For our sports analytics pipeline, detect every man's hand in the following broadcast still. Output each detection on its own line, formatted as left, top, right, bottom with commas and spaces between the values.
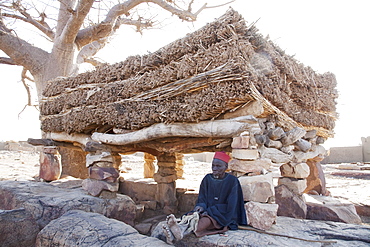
193, 206, 205, 213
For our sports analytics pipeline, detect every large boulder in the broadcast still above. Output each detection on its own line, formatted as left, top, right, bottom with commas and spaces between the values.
36, 210, 170, 246
275, 184, 307, 219
0, 180, 136, 228
305, 194, 362, 224
0, 208, 39, 247
238, 173, 274, 203
245, 201, 278, 230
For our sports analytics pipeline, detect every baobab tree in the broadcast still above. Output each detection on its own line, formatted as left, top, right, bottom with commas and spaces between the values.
0, 0, 230, 104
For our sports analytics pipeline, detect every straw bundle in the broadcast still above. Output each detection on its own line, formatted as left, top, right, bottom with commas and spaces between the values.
40, 9, 337, 138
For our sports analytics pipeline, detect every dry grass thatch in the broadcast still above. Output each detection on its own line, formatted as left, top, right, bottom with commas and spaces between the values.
40, 8, 337, 138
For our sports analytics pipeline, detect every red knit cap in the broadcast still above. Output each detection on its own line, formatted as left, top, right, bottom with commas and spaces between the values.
213, 151, 231, 163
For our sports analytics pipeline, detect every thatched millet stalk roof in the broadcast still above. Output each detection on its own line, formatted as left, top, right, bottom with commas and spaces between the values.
40, 9, 337, 138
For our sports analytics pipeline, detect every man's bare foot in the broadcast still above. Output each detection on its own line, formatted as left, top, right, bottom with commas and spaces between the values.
162, 224, 174, 245
166, 214, 183, 240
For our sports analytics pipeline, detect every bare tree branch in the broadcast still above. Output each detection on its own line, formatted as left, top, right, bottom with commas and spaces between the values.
116, 17, 153, 33
75, 0, 204, 49
1, 1, 55, 40
148, 0, 199, 21
60, 0, 95, 44
18, 67, 39, 118
76, 39, 106, 64
21, 67, 33, 106
0, 56, 17, 65
0, 29, 49, 74
0, 9, 12, 33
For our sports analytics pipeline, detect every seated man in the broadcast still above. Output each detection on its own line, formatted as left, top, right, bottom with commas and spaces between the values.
163, 151, 247, 243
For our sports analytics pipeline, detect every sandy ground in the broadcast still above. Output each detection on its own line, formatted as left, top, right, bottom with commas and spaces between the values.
1, 150, 369, 223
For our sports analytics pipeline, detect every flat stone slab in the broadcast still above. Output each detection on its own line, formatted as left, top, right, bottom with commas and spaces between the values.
0, 180, 136, 228
153, 216, 370, 246
36, 210, 169, 246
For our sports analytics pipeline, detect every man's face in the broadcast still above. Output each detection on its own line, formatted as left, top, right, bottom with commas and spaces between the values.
212, 159, 228, 179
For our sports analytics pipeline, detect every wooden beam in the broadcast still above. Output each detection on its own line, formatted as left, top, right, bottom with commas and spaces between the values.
91, 116, 260, 146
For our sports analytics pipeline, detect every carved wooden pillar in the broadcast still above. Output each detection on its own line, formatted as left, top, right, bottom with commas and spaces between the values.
143, 152, 156, 178
154, 153, 178, 214
82, 151, 120, 198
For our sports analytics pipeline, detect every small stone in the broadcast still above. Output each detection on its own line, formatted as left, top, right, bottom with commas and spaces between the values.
259, 146, 292, 163
254, 134, 267, 145
135, 222, 153, 235
231, 136, 250, 149
280, 145, 294, 154
267, 127, 285, 141
239, 173, 274, 202
294, 139, 312, 152
293, 145, 326, 163
245, 202, 278, 230
229, 158, 272, 174
280, 162, 310, 179
265, 138, 283, 149
82, 178, 119, 196
304, 130, 317, 140
86, 152, 114, 167
232, 149, 259, 160
281, 127, 306, 146
89, 167, 119, 182
278, 177, 307, 195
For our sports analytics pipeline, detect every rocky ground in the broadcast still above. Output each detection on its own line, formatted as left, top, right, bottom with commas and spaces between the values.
1, 149, 369, 225
1, 150, 370, 246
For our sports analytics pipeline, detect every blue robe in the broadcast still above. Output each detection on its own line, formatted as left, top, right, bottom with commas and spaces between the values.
196, 173, 247, 230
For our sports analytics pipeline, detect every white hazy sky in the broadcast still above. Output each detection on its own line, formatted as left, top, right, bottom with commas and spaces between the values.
1, 0, 369, 149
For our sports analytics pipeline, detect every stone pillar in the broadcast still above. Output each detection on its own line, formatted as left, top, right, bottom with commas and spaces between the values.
39, 146, 61, 182
153, 153, 178, 214
304, 156, 329, 196
82, 151, 120, 198
175, 153, 184, 179
276, 161, 310, 218
59, 147, 88, 179
230, 133, 278, 231
143, 153, 156, 178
